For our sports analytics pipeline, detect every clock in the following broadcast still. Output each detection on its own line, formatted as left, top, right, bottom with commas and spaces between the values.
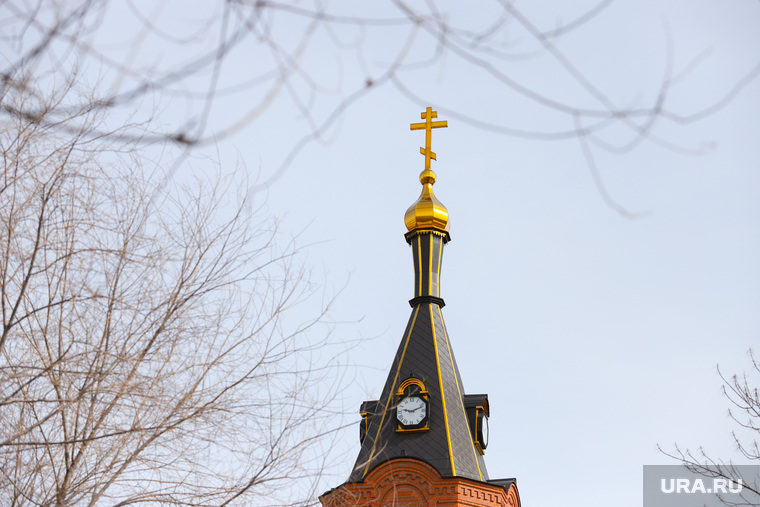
396, 396, 427, 428
464, 394, 490, 454
478, 412, 489, 450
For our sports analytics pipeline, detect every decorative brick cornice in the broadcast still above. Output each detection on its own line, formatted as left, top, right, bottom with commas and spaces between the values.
320, 458, 520, 507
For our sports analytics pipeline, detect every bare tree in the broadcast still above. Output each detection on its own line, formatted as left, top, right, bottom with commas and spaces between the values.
1, 1, 757, 504
662, 350, 760, 506
0, 87, 348, 505
2, 1, 757, 212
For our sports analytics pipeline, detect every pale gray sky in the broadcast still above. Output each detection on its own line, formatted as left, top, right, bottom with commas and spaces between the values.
84, 1, 760, 505
231, 3, 760, 506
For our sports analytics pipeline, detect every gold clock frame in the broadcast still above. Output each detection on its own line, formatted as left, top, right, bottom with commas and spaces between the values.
395, 378, 430, 433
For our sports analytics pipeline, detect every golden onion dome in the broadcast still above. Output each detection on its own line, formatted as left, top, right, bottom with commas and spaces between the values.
404, 168, 449, 232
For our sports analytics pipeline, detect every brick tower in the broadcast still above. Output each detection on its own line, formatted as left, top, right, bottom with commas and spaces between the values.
320, 108, 521, 507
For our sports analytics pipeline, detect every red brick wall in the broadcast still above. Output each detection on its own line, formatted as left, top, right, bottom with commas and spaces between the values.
320, 458, 520, 507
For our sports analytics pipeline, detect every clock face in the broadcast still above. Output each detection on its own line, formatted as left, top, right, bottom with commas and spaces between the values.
397, 396, 427, 426
480, 414, 489, 449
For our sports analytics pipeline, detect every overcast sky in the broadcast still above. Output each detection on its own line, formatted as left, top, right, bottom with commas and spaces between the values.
214, 4, 759, 506
92, 1, 760, 505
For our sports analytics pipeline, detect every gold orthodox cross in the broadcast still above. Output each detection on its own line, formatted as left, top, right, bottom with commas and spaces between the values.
410, 107, 448, 170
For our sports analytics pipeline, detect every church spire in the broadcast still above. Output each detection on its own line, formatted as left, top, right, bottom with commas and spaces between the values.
404, 107, 450, 308
346, 107, 489, 482
321, 108, 520, 507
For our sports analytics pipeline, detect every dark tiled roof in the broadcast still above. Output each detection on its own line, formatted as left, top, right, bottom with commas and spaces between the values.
348, 301, 488, 482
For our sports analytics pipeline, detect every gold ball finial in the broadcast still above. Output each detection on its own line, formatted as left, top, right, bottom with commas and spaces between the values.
419, 169, 436, 185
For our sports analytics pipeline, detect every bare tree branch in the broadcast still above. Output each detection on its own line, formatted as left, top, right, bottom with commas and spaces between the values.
662, 349, 760, 506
